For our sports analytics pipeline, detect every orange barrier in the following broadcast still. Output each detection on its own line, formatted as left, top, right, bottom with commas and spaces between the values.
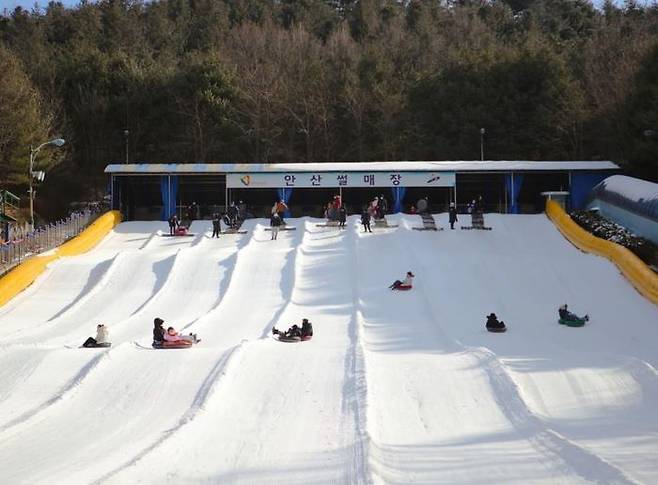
546, 200, 658, 305
0, 210, 122, 307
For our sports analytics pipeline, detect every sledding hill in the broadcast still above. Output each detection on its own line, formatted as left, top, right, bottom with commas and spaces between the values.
0, 213, 657, 484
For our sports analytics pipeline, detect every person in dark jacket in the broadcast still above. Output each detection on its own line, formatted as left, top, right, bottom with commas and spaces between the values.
449, 203, 458, 230
153, 317, 166, 344
211, 213, 221, 238
486, 313, 506, 331
559, 304, 589, 322
168, 214, 178, 235
301, 318, 313, 338
272, 324, 302, 338
361, 209, 372, 233
474, 195, 485, 214
338, 206, 347, 228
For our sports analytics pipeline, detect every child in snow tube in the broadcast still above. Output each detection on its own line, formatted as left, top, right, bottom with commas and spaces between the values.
152, 318, 198, 348
389, 271, 414, 290
485, 313, 507, 333
558, 304, 589, 327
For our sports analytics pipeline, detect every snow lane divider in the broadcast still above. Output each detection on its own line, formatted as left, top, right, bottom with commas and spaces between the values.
546, 200, 658, 305
0, 210, 122, 308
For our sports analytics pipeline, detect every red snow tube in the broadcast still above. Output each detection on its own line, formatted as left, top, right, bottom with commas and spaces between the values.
175, 227, 188, 236
395, 285, 412, 291
153, 340, 193, 349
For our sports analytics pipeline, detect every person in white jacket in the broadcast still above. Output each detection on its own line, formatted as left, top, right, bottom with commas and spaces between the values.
95, 324, 109, 345
389, 271, 415, 290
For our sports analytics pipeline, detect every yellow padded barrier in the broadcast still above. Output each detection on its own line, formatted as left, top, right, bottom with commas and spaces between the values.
546, 200, 658, 305
0, 210, 122, 308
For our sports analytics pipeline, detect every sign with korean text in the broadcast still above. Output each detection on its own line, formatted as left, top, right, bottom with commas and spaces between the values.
227, 172, 455, 188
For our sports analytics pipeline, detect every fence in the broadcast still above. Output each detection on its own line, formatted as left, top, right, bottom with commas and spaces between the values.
0, 208, 103, 276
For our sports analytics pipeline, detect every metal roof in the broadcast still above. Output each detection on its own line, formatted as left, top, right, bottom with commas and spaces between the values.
105, 160, 619, 174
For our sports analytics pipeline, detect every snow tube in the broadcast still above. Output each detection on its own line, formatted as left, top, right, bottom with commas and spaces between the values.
152, 340, 193, 349
175, 227, 188, 236
487, 326, 507, 333
558, 318, 586, 327
394, 285, 412, 291
274, 335, 302, 343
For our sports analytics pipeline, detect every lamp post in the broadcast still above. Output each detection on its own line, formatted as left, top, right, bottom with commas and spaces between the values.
479, 128, 486, 161
124, 129, 130, 164
29, 138, 65, 228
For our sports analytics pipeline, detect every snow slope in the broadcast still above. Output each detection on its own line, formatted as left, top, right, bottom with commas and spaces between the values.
0, 213, 657, 484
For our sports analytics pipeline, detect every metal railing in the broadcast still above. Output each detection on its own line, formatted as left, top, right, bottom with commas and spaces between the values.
1, 208, 103, 276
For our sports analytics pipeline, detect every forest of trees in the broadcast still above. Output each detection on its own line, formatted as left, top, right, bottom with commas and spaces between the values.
0, 0, 657, 219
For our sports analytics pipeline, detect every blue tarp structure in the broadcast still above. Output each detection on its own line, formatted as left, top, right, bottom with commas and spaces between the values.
276, 187, 292, 217
570, 172, 609, 210
504, 174, 524, 214
391, 186, 407, 213
160, 175, 178, 221
111, 177, 121, 211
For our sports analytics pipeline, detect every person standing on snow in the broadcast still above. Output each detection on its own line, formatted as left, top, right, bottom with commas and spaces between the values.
338, 206, 347, 229
361, 208, 372, 233
449, 203, 458, 230
272, 200, 288, 224
417, 197, 428, 214
212, 213, 221, 238
168, 214, 178, 235
270, 212, 282, 240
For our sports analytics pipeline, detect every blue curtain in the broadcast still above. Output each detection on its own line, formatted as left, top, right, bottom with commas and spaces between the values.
111, 176, 121, 211
391, 186, 406, 213
570, 172, 610, 210
161, 175, 179, 221
504, 173, 524, 214
276, 187, 292, 217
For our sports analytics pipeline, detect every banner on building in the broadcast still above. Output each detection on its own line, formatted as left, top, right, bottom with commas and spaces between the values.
227, 171, 455, 188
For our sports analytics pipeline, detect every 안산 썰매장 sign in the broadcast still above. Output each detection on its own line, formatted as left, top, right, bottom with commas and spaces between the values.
227, 171, 456, 188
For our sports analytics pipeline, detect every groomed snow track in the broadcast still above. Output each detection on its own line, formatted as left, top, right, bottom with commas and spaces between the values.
0, 214, 657, 484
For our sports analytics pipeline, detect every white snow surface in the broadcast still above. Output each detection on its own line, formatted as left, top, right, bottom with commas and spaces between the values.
1, 213, 657, 484
595, 175, 658, 204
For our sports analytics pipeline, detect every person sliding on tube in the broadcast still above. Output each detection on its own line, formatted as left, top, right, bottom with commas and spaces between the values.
389, 271, 414, 290
558, 304, 589, 322
165, 326, 198, 344
273, 324, 302, 339
485, 313, 506, 332
301, 318, 313, 339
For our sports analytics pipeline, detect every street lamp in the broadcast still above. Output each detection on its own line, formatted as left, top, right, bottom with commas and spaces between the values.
29, 138, 65, 228
124, 129, 129, 164
480, 128, 486, 161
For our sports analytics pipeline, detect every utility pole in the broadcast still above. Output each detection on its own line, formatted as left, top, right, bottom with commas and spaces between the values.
124, 129, 130, 164
480, 128, 486, 161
